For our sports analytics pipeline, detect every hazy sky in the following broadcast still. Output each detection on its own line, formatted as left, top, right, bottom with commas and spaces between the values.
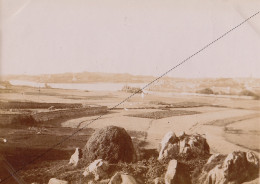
1, 0, 260, 78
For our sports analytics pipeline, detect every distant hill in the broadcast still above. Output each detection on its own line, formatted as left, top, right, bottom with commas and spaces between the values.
1, 72, 156, 83
1, 72, 260, 95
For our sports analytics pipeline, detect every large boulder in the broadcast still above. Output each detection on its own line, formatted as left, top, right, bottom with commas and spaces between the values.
197, 151, 259, 184
83, 126, 135, 163
158, 131, 209, 160
165, 159, 191, 184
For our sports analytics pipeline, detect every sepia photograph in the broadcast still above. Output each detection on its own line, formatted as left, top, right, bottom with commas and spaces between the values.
0, 0, 260, 183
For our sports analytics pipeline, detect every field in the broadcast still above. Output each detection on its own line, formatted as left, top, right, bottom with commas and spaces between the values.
0, 84, 259, 183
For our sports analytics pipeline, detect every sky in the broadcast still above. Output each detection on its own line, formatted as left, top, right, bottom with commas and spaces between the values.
1, 0, 260, 78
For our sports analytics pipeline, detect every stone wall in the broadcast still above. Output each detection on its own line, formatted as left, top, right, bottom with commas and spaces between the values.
32, 106, 107, 122
0, 106, 107, 125
0, 101, 83, 109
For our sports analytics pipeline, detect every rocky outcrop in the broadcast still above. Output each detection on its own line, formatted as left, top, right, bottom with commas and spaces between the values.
48, 178, 68, 184
198, 151, 259, 184
83, 126, 136, 163
158, 131, 209, 161
109, 172, 138, 184
29, 126, 259, 184
165, 159, 191, 184
83, 159, 109, 181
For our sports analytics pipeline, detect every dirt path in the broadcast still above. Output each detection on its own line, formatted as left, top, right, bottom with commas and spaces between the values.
187, 113, 260, 155
61, 100, 260, 155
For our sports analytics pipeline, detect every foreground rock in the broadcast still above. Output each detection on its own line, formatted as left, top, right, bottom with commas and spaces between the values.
158, 131, 209, 160
83, 159, 109, 181
68, 148, 81, 166
83, 126, 135, 163
109, 172, 138, 184
48, 178, 68, 184
197, 151, 259, 184
165, 159, 191, 184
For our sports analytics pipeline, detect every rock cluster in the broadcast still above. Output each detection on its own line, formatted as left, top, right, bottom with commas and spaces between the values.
83, 126, 136, 163
82, 161, 139, 183
158, 131, 209, 161
198, 151, 259, 184
49, 127, 259, 184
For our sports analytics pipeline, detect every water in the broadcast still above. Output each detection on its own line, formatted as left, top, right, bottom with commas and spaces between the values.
9, 80, 146, 91
9, 80, 252, 99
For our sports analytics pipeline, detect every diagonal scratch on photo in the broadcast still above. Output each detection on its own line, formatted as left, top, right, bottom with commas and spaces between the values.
0, 0, 260, 183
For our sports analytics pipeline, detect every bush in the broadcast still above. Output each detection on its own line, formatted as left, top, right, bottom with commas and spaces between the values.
239, 90, 259, 100
12, 114, 37, 126
240, 89, 255, 96
121, 85, 142, 93
196, 88, 214, 95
